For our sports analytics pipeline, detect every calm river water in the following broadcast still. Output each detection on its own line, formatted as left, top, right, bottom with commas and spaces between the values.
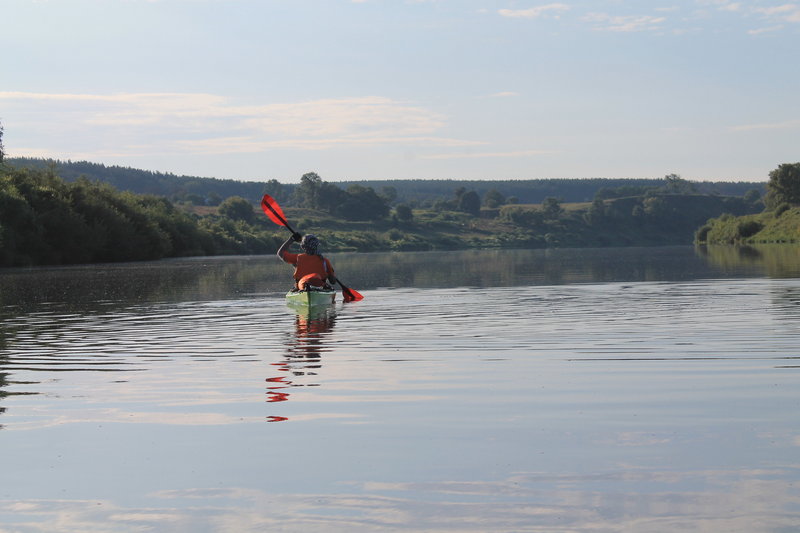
2, 245, 800, 532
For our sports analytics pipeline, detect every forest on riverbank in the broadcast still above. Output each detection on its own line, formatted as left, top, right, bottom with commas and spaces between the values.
0, 157, 768, 267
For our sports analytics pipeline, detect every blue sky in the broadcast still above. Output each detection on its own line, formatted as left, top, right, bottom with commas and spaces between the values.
2, 0, 798, 183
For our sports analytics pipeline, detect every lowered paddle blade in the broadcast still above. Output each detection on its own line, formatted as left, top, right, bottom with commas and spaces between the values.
261, 194, 289, 227
338, 281, 364, 302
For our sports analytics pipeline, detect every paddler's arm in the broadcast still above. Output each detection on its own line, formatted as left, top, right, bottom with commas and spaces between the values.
323, 257, 337, 285
276, 236, 293, 260
277, 233, 302, 260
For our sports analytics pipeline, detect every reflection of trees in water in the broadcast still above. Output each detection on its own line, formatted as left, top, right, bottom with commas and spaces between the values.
0, 372, 7, 429
771, 285, 800, 321
0, 259, 291, 312
770, 285, 800, 369
334, 247, 721, 288
3, 247, 778, 317
0, 330, 7, 428
699, 245, 800, 278
266, 309, 337, 423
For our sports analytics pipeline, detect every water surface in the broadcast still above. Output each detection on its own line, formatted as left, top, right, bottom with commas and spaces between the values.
2, 246, 800, 531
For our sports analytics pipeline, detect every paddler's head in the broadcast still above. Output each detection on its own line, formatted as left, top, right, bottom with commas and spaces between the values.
300, 234, 321, 255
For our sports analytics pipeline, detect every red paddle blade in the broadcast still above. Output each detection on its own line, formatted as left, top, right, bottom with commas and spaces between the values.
261, 194, 288, 227
341, 286, 364, 302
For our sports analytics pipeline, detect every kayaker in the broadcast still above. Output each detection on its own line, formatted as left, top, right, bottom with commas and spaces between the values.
277, 233, 338, 290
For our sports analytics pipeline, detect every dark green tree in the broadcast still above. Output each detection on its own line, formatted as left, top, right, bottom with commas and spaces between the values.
262, 179, 287, 203
185, 193, 205, 206
294, 172, 323, 208
457, 190, 481, 216
743, 189, 761, 204
218, 196, 256, 223
663, 174, 696, 194
584, 197, 606, 225
337, 185, 390, 221
207, 191, 222, 206
483, 188, 506, 208
380, 186, 398, 204
0, 120, 4, 163
293, 172, 346, 213
542, 197, 563, 220
765, 163, 800, 208
395, 203, 413, 222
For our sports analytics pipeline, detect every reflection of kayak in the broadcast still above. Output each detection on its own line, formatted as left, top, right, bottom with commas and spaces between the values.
285, 288, 336, 308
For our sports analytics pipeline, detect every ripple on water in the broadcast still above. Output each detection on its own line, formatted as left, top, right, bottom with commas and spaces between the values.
1, 278, 800, 394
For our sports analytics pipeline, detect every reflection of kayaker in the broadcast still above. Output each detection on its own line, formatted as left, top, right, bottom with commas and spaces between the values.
292, 308, 337, 347
266, 308, 337, 422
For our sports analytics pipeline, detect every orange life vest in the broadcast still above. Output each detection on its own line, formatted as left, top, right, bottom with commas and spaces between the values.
280, 252, 334, 288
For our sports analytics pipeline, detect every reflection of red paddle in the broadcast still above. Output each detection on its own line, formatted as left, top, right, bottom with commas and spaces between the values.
261, 194, 364, 302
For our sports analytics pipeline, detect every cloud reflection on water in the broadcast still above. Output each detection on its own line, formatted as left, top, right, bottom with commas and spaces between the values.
2, 467, 800, 532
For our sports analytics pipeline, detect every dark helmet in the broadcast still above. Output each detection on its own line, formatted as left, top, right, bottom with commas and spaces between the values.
300, 234, 320, 255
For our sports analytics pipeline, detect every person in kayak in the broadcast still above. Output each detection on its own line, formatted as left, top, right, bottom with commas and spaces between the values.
277, 233, 338, 291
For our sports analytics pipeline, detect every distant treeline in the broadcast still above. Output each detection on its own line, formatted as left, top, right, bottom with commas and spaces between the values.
8, 157, 270, 205
338, 178, 766, 205
8, 157, 765, 206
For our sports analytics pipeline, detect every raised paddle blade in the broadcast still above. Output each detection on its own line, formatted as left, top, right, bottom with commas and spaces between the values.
261, 194, 288, 227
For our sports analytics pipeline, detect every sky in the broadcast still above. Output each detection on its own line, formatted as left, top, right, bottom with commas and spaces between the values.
1, 0, 798, 183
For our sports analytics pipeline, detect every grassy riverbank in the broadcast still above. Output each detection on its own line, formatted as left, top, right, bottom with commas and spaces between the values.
260, 191, 759, 252
696, 206, 800, 245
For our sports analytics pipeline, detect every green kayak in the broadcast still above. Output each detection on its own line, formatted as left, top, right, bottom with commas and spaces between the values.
285, 288, 336, 308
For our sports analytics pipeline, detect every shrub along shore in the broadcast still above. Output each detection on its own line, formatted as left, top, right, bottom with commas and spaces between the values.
696, 206, 800, 245
696, 163, 800, 245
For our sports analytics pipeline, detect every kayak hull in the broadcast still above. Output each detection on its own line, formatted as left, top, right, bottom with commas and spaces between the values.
285, 289, 336, 308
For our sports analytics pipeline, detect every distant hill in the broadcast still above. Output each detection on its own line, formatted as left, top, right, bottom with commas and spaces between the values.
338, 178, 767, 205
7, 157, 766, 206
7, 157, 273, 204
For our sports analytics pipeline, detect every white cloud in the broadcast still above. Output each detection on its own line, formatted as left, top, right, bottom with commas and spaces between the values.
755, 4, 798, 16
693, 1, 800, 33
174, 135, 484, 154
696, 0, 741, 10
498, 4, 570, 19
719, 2, 742, 12
747, 25, 784, 34
584, 12, 667, 32
0, 91, 477, 158
754, 3, 800, 22
421, 149, 554, 160
488, 91, 520, 98
732, 118, 800, 131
